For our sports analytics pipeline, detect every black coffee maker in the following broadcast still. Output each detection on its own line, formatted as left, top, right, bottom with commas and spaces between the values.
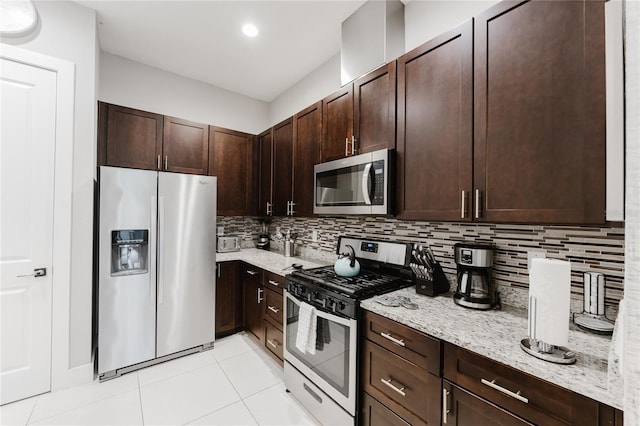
257, 219, 270, 250
453, 243, 498, 310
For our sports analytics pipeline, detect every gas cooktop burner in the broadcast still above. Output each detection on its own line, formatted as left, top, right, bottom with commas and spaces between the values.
290, 266, 405, 297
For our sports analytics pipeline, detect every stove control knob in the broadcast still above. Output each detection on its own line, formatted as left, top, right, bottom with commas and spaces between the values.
338, 302, 346, 311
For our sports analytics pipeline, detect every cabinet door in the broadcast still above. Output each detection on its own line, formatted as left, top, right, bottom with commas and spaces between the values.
293, 102, 321, 217
242, 265, 264, 344
209, 127, 257, 216
321, 85, 354, 162
396, 20, 473, 221
215, 262, 241, 337
258, 129, 273, 217
163, 116, 209, 175
361, 393, 411, 426
354, 62, 396, 155
98, 102, 163, 170
474, 0, 605, 224
443, 381, 532, 426
272, 118, 293, 216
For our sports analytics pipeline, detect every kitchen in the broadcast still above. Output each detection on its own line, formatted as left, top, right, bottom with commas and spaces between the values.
0, 0, 638, 425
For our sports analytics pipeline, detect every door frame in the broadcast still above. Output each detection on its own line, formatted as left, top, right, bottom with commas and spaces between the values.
1, 44, 92, 391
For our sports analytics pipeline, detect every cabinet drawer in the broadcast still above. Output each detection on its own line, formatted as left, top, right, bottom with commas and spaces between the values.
361, 393, 411, 426
443, 343, 599, 425
241, 263, 262, 285
264, 271, 284, 295
443, 380, 532, 426
362, 310, 441, 375
362, 340, 441, 425
264, 288, 283, 327
265, 319, 284, 361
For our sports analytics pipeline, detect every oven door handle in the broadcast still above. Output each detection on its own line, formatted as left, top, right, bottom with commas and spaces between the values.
362, 163, 372, 206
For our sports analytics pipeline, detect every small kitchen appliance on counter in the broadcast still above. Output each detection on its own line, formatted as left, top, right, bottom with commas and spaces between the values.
453, 243, 498, 309
521, 258, 576, 365
216, 236, 240, 253
257, 220, 270, 250
412, 244, 449, 296
573, 272, 614, 334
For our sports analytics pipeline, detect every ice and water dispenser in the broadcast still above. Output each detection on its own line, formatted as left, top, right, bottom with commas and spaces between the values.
111, 230, 149, 276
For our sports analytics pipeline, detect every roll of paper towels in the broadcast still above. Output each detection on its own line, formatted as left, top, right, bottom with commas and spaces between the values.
528, 258, 571, 347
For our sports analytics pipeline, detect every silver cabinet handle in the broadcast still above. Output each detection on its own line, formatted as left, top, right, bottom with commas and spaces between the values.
257, 287, 264, 303
266, 201, 272, 216
345, 137, 349, 157
475, 189, 481, 219
481, 379, 529, 403
351, 135, 357, 155
380, 332, 405, 347
380, 378, 406, 397
461, 190, 466, 219
285, 201, 290, 216
157, 155, 161, 170
164, 155, 168, 170
268, 306, 280, 314
246, 270, 258, 276
217, 263, 221, 278
443, 388, 451, 424
268, 279, 280, 287
289, 201, 296, 216
267, 339, 278, 349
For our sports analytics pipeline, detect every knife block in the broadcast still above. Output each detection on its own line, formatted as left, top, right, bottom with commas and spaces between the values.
415, 262, 450, 297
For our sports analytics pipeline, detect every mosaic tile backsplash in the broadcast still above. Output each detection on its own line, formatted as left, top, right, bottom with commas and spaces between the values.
219, 216, 625, 305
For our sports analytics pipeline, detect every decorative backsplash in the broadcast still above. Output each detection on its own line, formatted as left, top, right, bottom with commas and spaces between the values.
219, 216, 625, 305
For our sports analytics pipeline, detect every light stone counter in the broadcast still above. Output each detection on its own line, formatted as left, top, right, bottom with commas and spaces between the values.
361, 287, 623, 410
215, 248, 330, 277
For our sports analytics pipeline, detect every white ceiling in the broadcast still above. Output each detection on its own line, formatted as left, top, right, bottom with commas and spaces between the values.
76, 1, 367, 102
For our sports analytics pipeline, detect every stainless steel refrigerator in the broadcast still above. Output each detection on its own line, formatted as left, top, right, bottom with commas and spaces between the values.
97, 166, 216, 380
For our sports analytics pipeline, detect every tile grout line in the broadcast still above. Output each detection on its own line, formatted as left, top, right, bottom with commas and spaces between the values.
137, 373, 145, 426
24, 397, 38, 425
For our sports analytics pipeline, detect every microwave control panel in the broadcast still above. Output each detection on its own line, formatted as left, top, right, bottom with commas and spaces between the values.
372, 160, 385, 205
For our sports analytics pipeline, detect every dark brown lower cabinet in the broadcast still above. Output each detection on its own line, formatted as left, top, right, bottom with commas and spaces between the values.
215, 262, 241, 337
442, 381, 531, 426
263, 271, 285, 364
361, 393, 411, 426
242, 264, 264, 345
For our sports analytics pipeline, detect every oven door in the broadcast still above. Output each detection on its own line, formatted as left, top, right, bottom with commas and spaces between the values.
284, 292, 358, 415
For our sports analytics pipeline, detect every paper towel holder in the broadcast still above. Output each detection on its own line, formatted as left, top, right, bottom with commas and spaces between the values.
521, 295, 576, 364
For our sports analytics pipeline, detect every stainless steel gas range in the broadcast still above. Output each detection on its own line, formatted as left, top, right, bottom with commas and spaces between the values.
283, 237, 413, 425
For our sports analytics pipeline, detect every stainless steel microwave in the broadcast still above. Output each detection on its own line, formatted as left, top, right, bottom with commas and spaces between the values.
314, 149, 393, 215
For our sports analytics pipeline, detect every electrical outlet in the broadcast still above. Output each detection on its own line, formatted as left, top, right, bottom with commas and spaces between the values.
312, 229, 318, 242
527, 251, 546, 270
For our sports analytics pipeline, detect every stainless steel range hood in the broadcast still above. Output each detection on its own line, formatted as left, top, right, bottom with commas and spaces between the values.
341, 0, 405, 86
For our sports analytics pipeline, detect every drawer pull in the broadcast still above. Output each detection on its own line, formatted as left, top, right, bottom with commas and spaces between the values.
443, 388, 450, 424
380, 332, 405, 347
268, 305, 280, 314
481, 379, 529, 404
246, 270, 258, 276
380, 378, 406, 397
268, 279, 280, 287
267, 339, 278, 349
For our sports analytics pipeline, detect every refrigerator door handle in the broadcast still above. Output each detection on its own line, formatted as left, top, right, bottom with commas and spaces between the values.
158, 196, 165, 305
150, 195, 157, 300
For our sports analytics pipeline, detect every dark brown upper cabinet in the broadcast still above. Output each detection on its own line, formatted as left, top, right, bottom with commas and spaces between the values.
208, 126, 257, 216
473, 0, 606, 224
258, 129, 273, 217
321, 85, 354, 162
163, 116, 209, 175
272, 118, 294, 216
354, 62, 397, 155
396, 20, 473, 221
98, 102, 163, 170
293, 101, 322, 217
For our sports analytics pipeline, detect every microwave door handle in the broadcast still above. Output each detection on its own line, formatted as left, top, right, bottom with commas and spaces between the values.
362, 163, 373, 205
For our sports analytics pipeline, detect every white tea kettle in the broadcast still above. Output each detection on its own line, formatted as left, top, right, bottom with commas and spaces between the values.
334, 244, 360, 277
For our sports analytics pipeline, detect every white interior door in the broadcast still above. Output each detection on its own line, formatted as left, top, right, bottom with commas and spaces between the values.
1, 57, 57, 405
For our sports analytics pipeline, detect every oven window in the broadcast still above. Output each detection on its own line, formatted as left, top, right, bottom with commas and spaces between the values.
286, 299, 351, 398
316, 164, 371, 207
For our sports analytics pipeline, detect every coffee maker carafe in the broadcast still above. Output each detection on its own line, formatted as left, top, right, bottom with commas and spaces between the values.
453, 243, 497, 310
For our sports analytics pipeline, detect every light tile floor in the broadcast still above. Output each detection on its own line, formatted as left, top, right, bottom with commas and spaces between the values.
0, 333, 321, 426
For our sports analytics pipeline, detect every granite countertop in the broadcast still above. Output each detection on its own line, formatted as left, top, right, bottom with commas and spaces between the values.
216, 248, 330, 277
361, 287, 623, 410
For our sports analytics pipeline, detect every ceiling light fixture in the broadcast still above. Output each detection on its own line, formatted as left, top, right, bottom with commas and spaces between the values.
0, 0, 39, 37
242, 23, 258, 38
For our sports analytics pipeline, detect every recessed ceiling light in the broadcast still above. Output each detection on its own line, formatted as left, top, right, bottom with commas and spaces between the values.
0, 0, 39, 37
242, 23, 258, 38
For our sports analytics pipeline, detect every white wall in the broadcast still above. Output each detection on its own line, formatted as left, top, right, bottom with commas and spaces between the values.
266, 0, 499, 126
268, 53, 341, 126
99, 53, 269, 135
2, 1, 97, 372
